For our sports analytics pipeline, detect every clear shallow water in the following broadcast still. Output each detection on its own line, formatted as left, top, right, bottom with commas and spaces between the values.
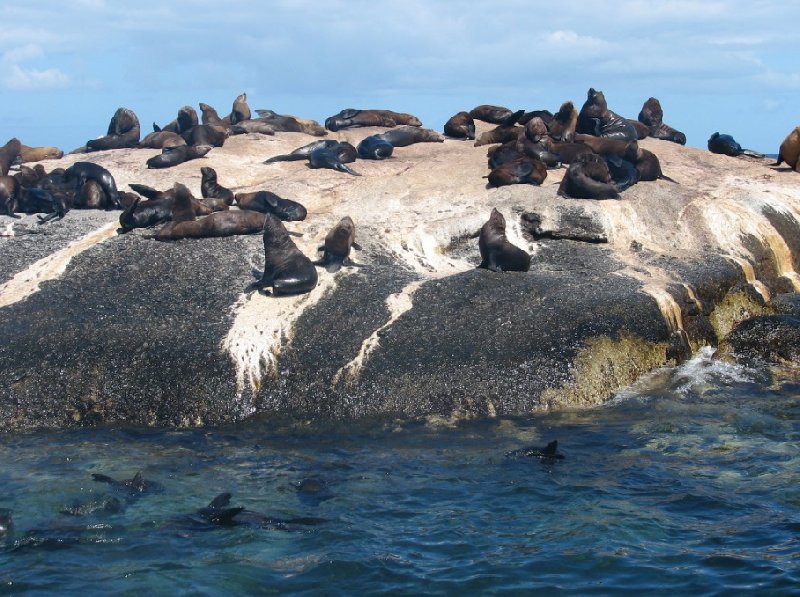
1, 348, 798, 596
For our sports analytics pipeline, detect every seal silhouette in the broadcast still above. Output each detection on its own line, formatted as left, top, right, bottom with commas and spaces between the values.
478, 208, 531, 272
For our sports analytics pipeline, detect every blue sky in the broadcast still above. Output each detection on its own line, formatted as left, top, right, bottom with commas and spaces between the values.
1, 1, 798, 152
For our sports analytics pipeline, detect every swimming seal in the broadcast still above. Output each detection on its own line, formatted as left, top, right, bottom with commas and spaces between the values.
357, 135, 394, 159
86, 107, 140, 151
469, 105, 519, 125
771, 126, 800, 171
574, 133, 637, 157
180, 493, 326, 530
146, 144, 212, 169
92, 471, 165, 497
200, 166, 234, 209
0, 138, 21, 176
486, 157, 547, 188
229, 92, 251, 125
444, 111, 476, 140
478, 208, 531, 272
576, 88, 638, 141
707, 132, 764, 158
505, 440, 565, 460
558, 153, 620, 199
0, 509, 13, 537
308, 142, 360, 175
249, 213, 318, 295
234, 190, 307, 221
263, 139, 339, 164
63, 161, 121, 209
314, 216, 360, 272
548, 101, 578, 142
638, 97, 687, 145
374, 126, 444, 147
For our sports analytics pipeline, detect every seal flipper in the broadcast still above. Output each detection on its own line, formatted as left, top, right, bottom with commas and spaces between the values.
335, 163, 361, 176
542, 440, 558, 456
208, 507, 245, 526
128, 184, 161, 200
152, 123, 161, 132
209, 493, 232, 509
741, 149, 766, 159
500, 109, 526, 127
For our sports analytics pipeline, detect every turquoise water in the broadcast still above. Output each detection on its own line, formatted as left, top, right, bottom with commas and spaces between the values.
1, 348, 798, 595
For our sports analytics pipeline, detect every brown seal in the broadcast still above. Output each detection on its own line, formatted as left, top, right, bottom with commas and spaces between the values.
159, 106, 198, 134
314, 216, 359, 272
478, 208, 531, 272
0, 138, 22, 176
469, 105, 519, 125
486, 157, 547, 187
548, 101, 578, 142
199, 102, 230, 127
86, 107, 140, 151
17, 144, 64, 163
637, 97, 687, 145
0, 175, 21, 217
576, 88, 637, 141
249, 213, 318, 295
627, 119, 650, 140
633, 148, 677, 182
139, 131, 187, 149
558, 153, 620, 199
229, 121, 276, 135
574, 133, 637, 157
324, 109, 399, 131
474, 125, 524, 147
181, 125, 227, 147
264, 140, 339, 164
254, 110, 327, 136
200, 166, 234, 209
772, 126, 800, 171
524, 117, 549, 142
146, 144, 212, 169
234, 191, 307, 221
515, 137, 561, 168
444, 112, 476, 140
374, 126, 443, 147
229, 93, 251, 125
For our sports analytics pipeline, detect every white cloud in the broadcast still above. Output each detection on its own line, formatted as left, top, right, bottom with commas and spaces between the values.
1, 43, 70, 90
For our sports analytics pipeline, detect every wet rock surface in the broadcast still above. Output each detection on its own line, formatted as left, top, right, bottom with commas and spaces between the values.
1, 122, 799, 431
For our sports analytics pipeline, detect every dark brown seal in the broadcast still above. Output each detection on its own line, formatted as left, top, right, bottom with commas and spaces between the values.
200, 166, 234, 209
548, 101, 578, 142
324, 109, 399, 132
474, 125, 524, 147
576, 88, 637, 141
558, 153, 620, 199
254, 110, 327, 136
0, 175, 21, 217
633, 148, 677, 182
146, 144, 212, 169
771, 126, 800, 171
159, 106, 198, 134
469, 105, 518, 124
0, 138, 22, 176
86, 107, 140, 151
308, 142, 360, 175
264, 140, 339, 164
627, 119, 650, 140
139, 131, 187, 149
17, 144, 64, 163
444, 111, 476, 140
374, 126, 444, 147
199, 102, 230, 127
229, 93, 251, 125
524, 117, 549, 142
314, 216, 359, 272
478, 208, 531, 272
637, 97, 687, 145
234, 191, 307, 221
486, 157, 547, 187
181, 125, 227, 147
574, 133, 637, 157
229, 121, 276, 136
249, 213, 318, 295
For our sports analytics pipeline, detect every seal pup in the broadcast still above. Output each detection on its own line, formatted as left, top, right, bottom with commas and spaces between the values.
146, 144, 212, 169
249, 213, 318, 295
308, 142, 360, 175
444, 111, 476, 140
200, 166, 234, 209
63, 161, 121, 209
558, 153, 620, 199
0, 138, 22, 176
505, 440, 565, 460
375, 126, 444, 147
314, 216, 360, 272
86, 107, 140, 151
263, 139, 339, 164
576, 88, 637, 141
234, 190, 307, 221
357, 135, 394, 159
486, 157, 547, 188
771, 126, 800, 171
478, 208, 531, 272
707, 132, 764, 158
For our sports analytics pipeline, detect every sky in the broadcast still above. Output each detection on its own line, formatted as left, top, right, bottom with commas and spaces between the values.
1, 0, 798, 153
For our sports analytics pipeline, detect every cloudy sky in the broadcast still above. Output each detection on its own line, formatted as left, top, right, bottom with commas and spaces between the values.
1, 1, 798, 152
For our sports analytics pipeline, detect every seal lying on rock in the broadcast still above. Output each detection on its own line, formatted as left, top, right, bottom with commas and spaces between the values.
357, 135, 394, 159
558, 153, 620, 200
478, 208, 531, 272
707, 132, 764, 158
469, 105, 519, 124
63, 162, 121, 209
139, 130, 186, 149
486, 157, 547, 187
374, 126, 444, 147
146, 144, 212, 169
444, 111, 476, 140
264, 140, 339, 164
314, 216, 360, 272
86, 107, 140, 151
16, 144, 64, 163
325, 108, 420, 131
308, 142, 360, 176
234, 191, 307, 221
248, 213, 318, 295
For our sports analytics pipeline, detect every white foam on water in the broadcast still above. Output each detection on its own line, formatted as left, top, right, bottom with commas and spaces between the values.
0, 222, 118, 309
333, 280, 423, 386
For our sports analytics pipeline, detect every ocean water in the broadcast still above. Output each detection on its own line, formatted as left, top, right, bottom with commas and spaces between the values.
1, 347, 798, 596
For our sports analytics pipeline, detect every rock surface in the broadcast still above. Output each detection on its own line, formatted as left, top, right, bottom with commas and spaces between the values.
1, 123, 799, 431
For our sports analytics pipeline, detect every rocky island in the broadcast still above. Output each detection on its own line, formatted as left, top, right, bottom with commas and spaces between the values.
1, 118, 798, 432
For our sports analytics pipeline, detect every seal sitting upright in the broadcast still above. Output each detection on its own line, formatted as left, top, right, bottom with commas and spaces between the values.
478, 208, 531, 272
314, 216, 360, 272
249, 214, 318, 295
576, 88, 637, 141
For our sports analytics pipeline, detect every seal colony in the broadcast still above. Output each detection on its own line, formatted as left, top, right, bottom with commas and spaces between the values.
1, 87, 800, 431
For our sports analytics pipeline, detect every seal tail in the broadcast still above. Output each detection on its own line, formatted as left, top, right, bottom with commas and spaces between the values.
741, 149, 766, 159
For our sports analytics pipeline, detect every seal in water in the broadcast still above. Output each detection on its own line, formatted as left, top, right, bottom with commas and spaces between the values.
576, 88, 637, 141
263, 139, 339, 164
0, 509, 12, 537
86, 107, 140, 151
557, 153, 620, 200
771, 126, 800, 170
478, 208, 531, 272
314, 216, 360, 272
234, 190, 307, 221
374, 126, 444, 147
92, 471, 165, 497
200, 166, 234, 209
63, 161, 121, 209
178, 493, 326, 530
505, 440, 565, 460
707, 132, 764, 158
249, 213, 318, 295
308, 142, 360, 175
357, 135, 394, 159
485, 157, 547, 187
146, 144, 212, 169
444, 111, 476, 140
